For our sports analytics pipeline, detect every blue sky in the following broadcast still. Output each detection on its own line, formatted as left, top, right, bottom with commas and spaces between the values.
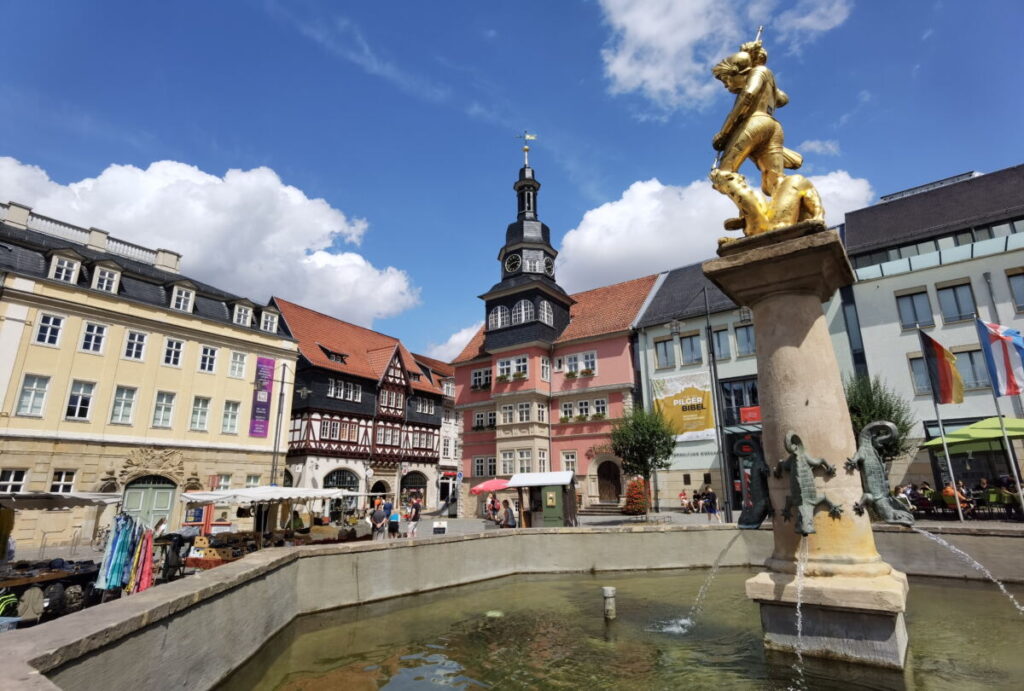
1, 1, 1021, 359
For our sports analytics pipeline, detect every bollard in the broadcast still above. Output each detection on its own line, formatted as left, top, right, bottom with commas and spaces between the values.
602, 586, 616, 620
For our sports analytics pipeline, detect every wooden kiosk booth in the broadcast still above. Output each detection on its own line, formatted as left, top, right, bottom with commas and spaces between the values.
508, 472, 579, 528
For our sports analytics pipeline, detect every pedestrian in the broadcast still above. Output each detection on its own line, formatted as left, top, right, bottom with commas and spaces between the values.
407, 496, 421, 538
371, 504, 388, 541
499, 499, 517, 528
703, 485, 721, 523
388, 508, 400, 539
383, 496, 393, 519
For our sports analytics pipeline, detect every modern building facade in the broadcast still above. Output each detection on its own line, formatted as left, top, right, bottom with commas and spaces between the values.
452, 154, 657, 512
0, 201, 298, 547
633, 164, 1024, 507
275, 298, 445, 512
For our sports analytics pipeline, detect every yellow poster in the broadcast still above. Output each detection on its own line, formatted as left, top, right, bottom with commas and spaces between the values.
652, 372, 715, 441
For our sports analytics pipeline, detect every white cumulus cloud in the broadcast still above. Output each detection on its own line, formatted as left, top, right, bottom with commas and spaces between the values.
598, 0, 852, 110
556, 169, 873, 293
799, 139, 841, 156
0, 157, 420, 327
425, 321, 484, 362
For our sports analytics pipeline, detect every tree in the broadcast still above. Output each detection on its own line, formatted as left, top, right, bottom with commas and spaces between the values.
622, 478, 647, 515
609, 406, 676, 513
844, 374, 917, 460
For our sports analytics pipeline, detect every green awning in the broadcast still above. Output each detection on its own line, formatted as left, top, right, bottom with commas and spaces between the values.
921, 416, 1024, 448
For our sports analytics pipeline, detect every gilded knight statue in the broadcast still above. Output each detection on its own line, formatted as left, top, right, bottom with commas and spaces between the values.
710, 31, 824, 240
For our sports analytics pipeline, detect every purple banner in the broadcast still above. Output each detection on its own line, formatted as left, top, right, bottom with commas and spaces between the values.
249, 357, 275, 437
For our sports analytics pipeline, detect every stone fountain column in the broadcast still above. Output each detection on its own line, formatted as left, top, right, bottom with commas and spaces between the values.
703, 222, 909, 669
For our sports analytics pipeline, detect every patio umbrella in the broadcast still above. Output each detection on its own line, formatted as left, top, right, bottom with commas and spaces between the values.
469, 478, 510, 495
922, 417, 1024, 447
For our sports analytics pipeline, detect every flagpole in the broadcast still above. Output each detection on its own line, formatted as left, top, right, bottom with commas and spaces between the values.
991, 394, 1024, 514
932, 400, 964, 521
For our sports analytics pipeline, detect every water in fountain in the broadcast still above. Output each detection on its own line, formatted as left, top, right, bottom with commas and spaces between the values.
912, 526, 1024, 615
790, 538, 809, 690
649, 531, 740, 634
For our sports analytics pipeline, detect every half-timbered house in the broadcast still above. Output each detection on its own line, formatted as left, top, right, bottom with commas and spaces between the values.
273, 297, 444, 511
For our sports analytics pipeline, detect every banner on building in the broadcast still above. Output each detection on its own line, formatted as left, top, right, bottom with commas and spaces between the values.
249, 357, 276, 437
652, 371, 716, 442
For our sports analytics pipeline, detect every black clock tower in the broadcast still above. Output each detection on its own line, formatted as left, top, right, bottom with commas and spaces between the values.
480, 144, 574, 351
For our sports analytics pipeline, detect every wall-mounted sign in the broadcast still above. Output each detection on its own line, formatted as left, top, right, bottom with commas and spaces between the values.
249, 357, 275, 437
740, 405, 762, 423
652, 372, 715, 442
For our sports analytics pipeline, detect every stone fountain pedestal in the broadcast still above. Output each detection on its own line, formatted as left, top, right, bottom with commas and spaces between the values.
703, 222, 909, 669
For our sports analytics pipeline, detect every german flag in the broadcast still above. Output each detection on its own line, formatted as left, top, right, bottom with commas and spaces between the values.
918, 330, 964, 404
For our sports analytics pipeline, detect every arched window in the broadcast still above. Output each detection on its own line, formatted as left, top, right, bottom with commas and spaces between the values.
324, 469, 359, 514
488, 305, 510, 330
401, 471, 428, 503
539, 300, 553, 326
512, 299, 534, 325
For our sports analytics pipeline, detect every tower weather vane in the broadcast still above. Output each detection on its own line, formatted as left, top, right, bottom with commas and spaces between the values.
516, 130, 537, 166
708, 27, 824, 242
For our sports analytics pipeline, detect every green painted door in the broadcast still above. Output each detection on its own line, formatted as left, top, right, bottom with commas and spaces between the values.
123, 475, 177, 528
542, 485, 564, 527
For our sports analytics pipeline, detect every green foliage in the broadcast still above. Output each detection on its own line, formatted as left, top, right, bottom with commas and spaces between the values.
610, 406, 676, 481
622, 477, 647, 515
844, 374, 917, 460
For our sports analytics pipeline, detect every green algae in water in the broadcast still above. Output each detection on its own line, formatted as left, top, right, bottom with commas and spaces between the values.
218, 568, 1024, 690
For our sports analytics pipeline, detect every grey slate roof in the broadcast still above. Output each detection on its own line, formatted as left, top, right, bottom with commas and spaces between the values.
0, 220, 281, 334
845, 164, 1024, 256
635, 262, 736, 329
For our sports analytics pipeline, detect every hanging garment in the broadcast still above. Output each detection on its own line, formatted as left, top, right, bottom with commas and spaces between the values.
135, 531, 155, 593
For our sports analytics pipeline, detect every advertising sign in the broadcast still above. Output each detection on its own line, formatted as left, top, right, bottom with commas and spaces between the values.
739, 405, 762, 423
651, 371, 716, 442
249, 357, 275, 437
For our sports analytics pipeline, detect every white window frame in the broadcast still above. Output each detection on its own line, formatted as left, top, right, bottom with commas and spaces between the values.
190, 396, 211, 431
517, 402, 531, 423
513, 356, 528, 376
34, 313, 64, 347
488, 305, 510, 330
511, 299, 534, 325
110, 386, 137, 424
565, 353, 580, 373
260, 311, 279, 333
487, 410, 497, 427
561, 401, 574, 419
562, 450, 577, 474
0, 469, 27, 493
92, 267, 120, 293
65, 380, 95, 421
594, 398, 607, 417
123, 330, 147, 361
222, 401, 240, 434
245, 474, 260, 487
229, 351, 247, 379
541, 357, 551, 382
517, 448, 532, 473
153, 391, 175, 428
163, 338, 184, 367
471, 368, 491, 388
537, 449, 548, 473
501, 404, 514, 424
577, 400, 591, 418
215, 474, 231, 491
172, 286, 195, 312
198, 345, 217, 373
50, 256, 79, 283
50, 470, 75, 493
500, 450, 515, 475
16, 374, 49, 417
497, 359, 512, 377
582, 351, 597, 373
536, 402, 546, 422
232, 304, 253, 327
80, 322, 107, 354
539, 300, 554, 326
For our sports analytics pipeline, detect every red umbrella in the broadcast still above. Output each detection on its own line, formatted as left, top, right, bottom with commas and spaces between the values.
470, 478, 510, 495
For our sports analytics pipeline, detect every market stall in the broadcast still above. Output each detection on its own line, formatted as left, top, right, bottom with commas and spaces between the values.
1, 491, 121, 628
507, 472, 579, 528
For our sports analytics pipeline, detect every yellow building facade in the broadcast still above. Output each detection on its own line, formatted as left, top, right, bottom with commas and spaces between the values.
0, 202, 298, 548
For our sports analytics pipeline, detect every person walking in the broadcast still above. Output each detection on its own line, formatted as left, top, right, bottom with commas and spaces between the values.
407, 497, 421, 538
703, 485, 722, 523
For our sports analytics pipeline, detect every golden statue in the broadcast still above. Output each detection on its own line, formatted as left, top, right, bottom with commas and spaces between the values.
710, 29, 824, 241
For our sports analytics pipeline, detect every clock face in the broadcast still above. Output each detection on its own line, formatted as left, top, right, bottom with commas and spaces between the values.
504, 254, 521, 273
544, 257, 555, 276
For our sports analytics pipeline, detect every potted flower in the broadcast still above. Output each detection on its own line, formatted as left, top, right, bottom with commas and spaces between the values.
471, 424, 485, 431
496, 374, 509, 383
559, 415, 570, 424
575, 414, 588, 422
512, 371, 527, 380
564, 370, 578, 379
486, 423, 497, 431
580, 368, 594, 377
591, 413, 606, 421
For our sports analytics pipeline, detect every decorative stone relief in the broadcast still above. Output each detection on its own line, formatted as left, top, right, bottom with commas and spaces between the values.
117, 447, 185, 486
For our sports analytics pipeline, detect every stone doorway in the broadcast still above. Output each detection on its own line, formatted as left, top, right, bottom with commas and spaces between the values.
123, 475, 176, 528
597, 461, 622, 503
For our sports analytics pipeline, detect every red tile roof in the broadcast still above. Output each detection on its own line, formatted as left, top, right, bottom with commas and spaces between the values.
452, 274, 658, 363
273, 297, 440, 394
412, 352, 455, 378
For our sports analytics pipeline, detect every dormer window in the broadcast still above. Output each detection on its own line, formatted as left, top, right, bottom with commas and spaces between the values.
171, 286, 195, 312
50, 256, 80, 283
260, 311, 279, 333
233, 304, 252, 327
92, 266, 120, 293
318, 344, 348, 364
